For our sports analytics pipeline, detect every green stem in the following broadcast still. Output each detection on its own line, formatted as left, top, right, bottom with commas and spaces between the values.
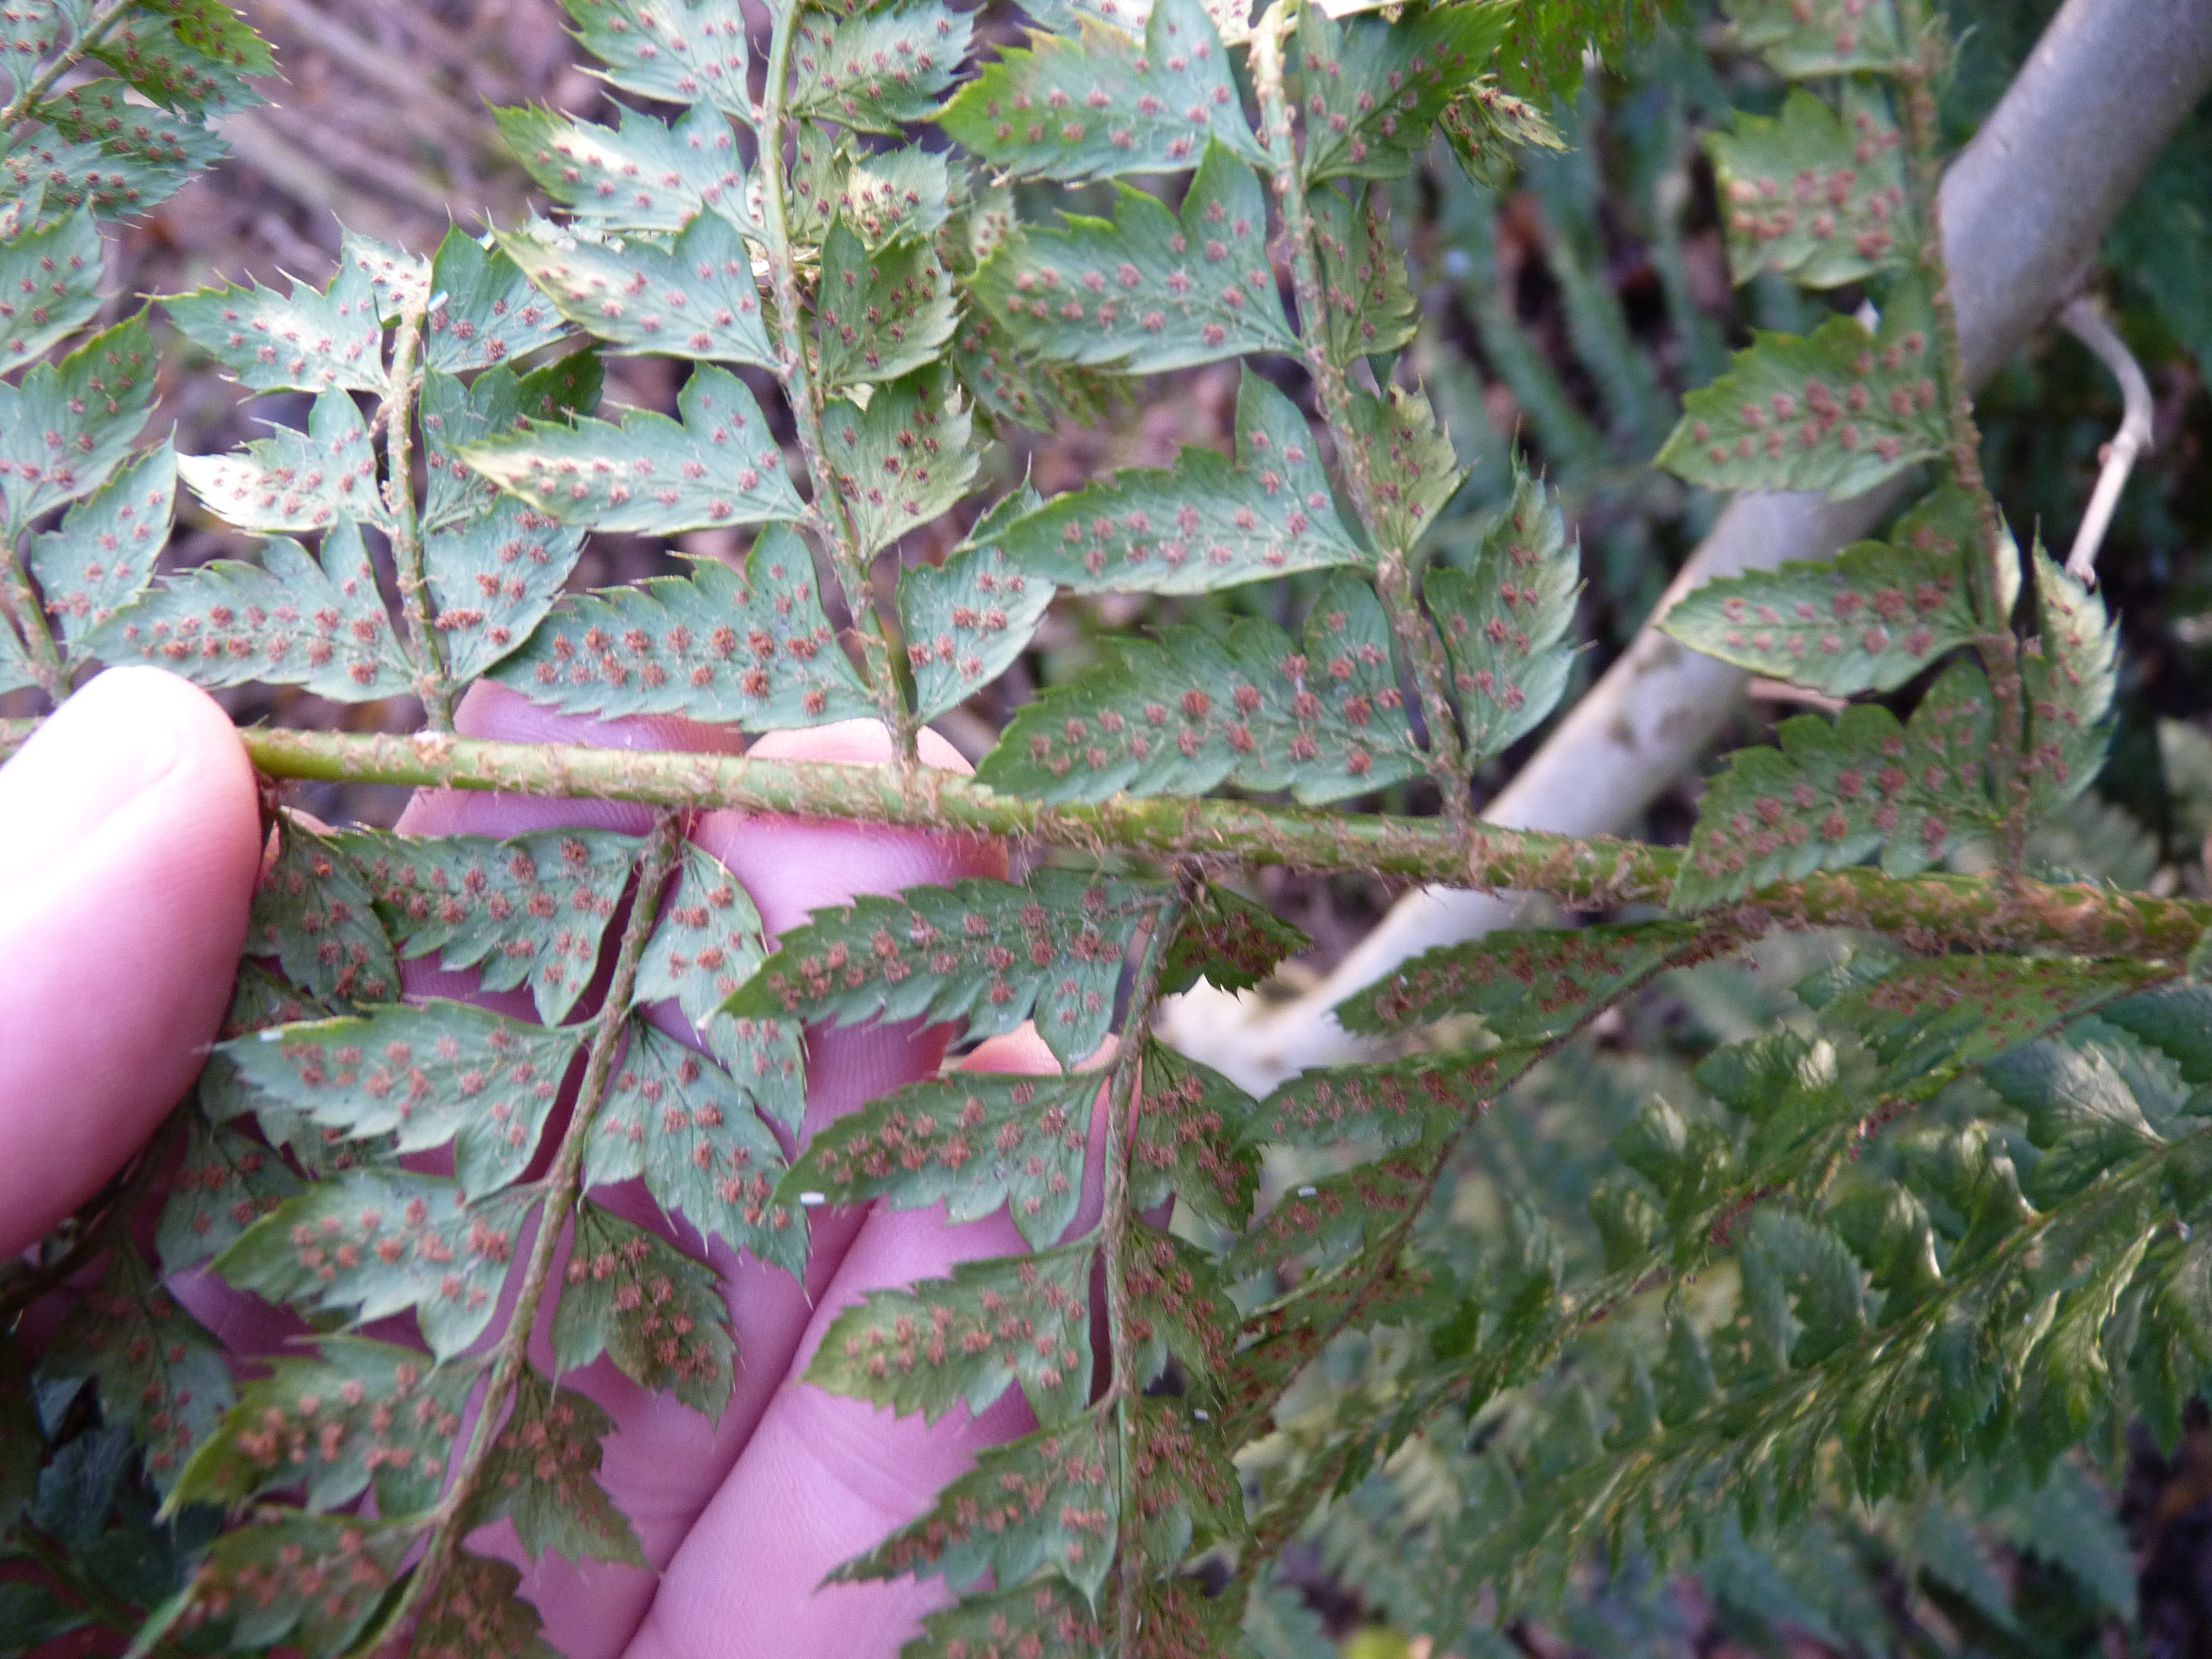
1251, 1, 1470, 826
754, 15, 914, 765
0, 554, 65, 702
382, 815, 684, 1641
380, 296, 453, 731
0, 0, 139, 129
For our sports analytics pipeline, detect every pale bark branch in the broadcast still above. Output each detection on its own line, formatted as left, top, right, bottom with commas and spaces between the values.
2059, 294, 2156, 586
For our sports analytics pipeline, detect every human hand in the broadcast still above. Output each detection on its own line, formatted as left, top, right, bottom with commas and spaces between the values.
1, 670, 1092, 1658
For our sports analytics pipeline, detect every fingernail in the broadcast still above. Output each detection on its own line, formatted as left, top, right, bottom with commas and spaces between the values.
0, 667, 187, 875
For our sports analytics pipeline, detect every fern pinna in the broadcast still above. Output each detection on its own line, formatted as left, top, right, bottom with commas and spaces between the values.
0, 0, 2201, 1652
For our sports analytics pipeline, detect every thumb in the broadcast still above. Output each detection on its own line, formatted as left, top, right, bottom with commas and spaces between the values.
0, 668, 261, 1256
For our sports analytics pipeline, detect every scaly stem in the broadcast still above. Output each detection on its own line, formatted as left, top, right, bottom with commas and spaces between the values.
755, 12, 915, 766
1895, 19, 2027, 867
386, 816, 685, 1638
0, 718, 2197, 962
380, 296, 453, 730
0, 551, 65, 702
1099, 886, 1185, 1651
0, 0, 140, 129
1251, 1, 1470, 826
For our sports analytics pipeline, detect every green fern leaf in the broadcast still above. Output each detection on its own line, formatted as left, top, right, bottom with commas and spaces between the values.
1126, 1223, 1238, 1390
33, 81, 228, 215
781, 1067, 1100, 1249
951, 282, 1119, 432
332, 825, 639, 1023
564, 0, 753, 116
1251, 1048, 1537, 1152
220, 1000, 585, 1197
425, 224, 572, 372
1655, 281, 1946, 499
790, 0, 968, 133
900, 486, 1058, 721
822, 365, 980, 555
172, 1516, 410, 1652
495, 101, 743, 234
587, 1019, 802, 1270
179, 385, 389, 533
1661, 484, 1983, 696
0, 612, 34, 694
988, 367, 1363, 594
249, 814, 401, 1005
460, 363, 804, 533
2023, 542, 2117, 818
91, 6, 267, 116
164, 260, 385, 394
832, 144, 953, 247
1160, 881, 1310, 996
88, 521, 415, 700
414, 1553, 562, 1659
1225, 1150, 1430, 1283
424, 500, 590, 684
807, 1241, 1098, 1427
1426, 457, 1580, 765
1984, 1042, 2166, 1203
0, 2, 69, 79
1311, 185, 1417, 363
968, 142, 1295, 373
940, 0, 1262, 180
2101, 983, 2212, 1086
0, 314, 156, 534
829, 1405, 1118, 1597
0, 204, 99, 371
422, 354, 604, 532
1134, 1040, 1259, 1230
1294, 0, 1513, 183
1739, 1208, 1867, 1370
1708, 85, 1909, 289
1345, 382, 1464, 552
906, 1580, 1107, 1658
501, 212, 774, 367
1724, 0, 1910, 77
158, 1110, 304, 1273
1674, 656, 2001, 908
40, 1246, 232, 1495
1343, 920, 1708, 1041
27, 439, 175, 662
553, 1200, 737, 1422
216, 1170, 536, 1358
1130, 1395, 1242, 1562
490, 528, 872, 728
728, 868, 1166, 1067
818, 218, 958, 392
636, 842, 805, 1126
472, 1368, 646, 1566
979, 573, 1425, 805
337, 227, 427, 320
171, 1335, 473, 1517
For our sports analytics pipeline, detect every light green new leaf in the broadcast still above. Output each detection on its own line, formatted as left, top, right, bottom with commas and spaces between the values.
40, 1246, 233, 1495
474, 1369, 645, 1566
1427, 457, 1580, 765
1345, 382, 1465, 554
817, 217, 957, 393
164, 259, 385, 393
901, 486, 1058, 721
636, 842, 805, 1127
174, 1517, 410, 1653
1311, 184, 1416, 363
1674, 656, 2001, 909
782, 1067, 1101, 1249
221, 1000, 585, 1197
2023, 541, 2116, 817
87, 520, 416, 701
989, 367, 1361, 594
0, 314, 156, 533
588, 1019, 803, 1271
248, 812, 400, 1005
564, 0, 753, 117
426, 224, 572, 373
1661, 484, 1983, 696
178, 385, 390, 533
828, 1405, 1118, 1597
968, 141, 1296, 373
171, 1336, 474, 1517
1251, 1047, 1537, 1152
1724, 0, 1910, 77
339, 226, 429, 321
500, 211, 773, 367
496, 101, 745, 233
0, 204, 99, 371
1709, 84, 1909, 289
27, 440, 174, 660
1656, 280, 1946, 499
833, 144, 953, 247
940, 0, 1263, 180
460, 363, 805, 533
554, 1200, 736, 1422
216, 1169, 536, 1358
980, 573, 1426, 806
156, 1110, 304, 1274
1295, 0, 1514, 182
790, 0, 969, 133
727, 868, 1166, 1068
821, 366, 979, 555
1133, 1040, 1258, 1229
1343, 919, 1708, 1040
492, 526, 872, 729
331, 825, 639, 1024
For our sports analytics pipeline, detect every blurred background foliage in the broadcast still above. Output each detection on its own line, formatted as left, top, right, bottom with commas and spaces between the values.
45, 0, 2212, 1650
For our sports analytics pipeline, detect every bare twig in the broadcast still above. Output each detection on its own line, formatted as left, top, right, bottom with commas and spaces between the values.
2058, 294, 2155, 586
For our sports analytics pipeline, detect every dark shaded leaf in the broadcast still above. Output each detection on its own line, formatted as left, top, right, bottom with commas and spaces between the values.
411, 1551, 562, 1659
2023, 541, 2116, 818
1725, 0, 1910, 76
1344, 920, 1709, 1040
1250, 1047, 1536, 1151
903, 1580, 1107, 1658
169, 1516, 409, 1653
158, 1109, 306, 1272
1160, 882, 1310, 997
554, 1199, 735, 1421
1134, 1040, 1258, 1230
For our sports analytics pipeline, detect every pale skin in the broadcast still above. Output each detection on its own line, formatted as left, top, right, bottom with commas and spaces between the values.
0, 666, 1097, 1657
